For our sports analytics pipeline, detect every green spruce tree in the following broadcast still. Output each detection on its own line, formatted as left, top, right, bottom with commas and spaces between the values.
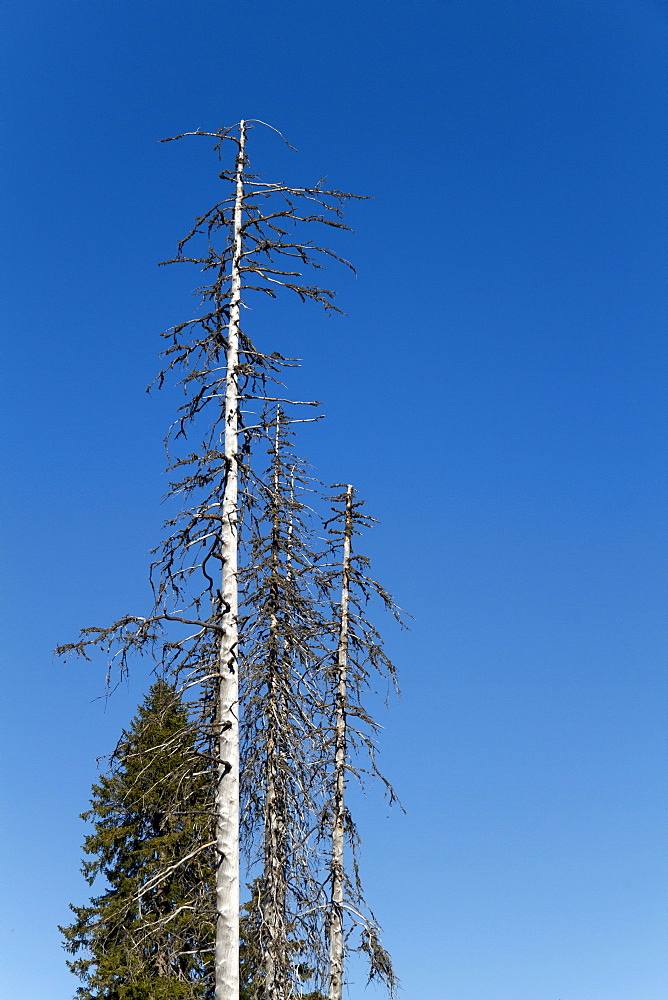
60, 680, 215, 1000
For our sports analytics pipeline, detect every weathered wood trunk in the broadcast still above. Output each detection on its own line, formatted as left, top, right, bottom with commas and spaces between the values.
215, 120, 246, 1000
264, 413, 288, 1000
328, 484, 353, 1000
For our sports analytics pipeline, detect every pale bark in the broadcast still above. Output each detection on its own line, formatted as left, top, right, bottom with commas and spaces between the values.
215, 120, 246, 1000
328, 484, 353, 1000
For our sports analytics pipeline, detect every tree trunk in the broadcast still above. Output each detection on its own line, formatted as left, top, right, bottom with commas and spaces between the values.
328, 484, 353, 1000
265, 411, 287, 1000
215, 120, 246, 1000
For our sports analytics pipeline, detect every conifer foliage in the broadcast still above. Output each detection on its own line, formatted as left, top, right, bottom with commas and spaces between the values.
60, 680, 215, 1000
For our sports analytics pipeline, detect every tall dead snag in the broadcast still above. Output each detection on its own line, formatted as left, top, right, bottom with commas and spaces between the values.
241, 408, 329, 999
214, 117, 244, 1000
57, 121, 361, 1000
321, 487, 402, 1000
327, 485, 351, 1000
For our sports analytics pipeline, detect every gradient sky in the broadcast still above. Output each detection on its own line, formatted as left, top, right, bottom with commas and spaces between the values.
1, 2, 666, 998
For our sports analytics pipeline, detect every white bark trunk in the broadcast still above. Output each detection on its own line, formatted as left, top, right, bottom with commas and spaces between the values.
328, 484, 353, 1000
215, 120, 246, 1000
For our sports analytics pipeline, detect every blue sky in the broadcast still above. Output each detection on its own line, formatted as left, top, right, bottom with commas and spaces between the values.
1, 1, 666, 998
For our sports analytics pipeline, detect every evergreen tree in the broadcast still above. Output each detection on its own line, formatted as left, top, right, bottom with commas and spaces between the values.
60, 680, 215, 1000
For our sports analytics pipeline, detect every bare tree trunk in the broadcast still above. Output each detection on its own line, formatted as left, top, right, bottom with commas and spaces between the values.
216, 120, 246, 1000
264, 411, 287, 1000
328, 484, 353, 1000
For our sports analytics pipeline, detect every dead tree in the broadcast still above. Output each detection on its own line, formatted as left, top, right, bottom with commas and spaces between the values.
320, 486, 402, 1000
57, 121, 360, 1000
240, 407, 331, 999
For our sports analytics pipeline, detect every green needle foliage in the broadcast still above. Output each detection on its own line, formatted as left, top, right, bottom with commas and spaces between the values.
60, 680, 215, 1000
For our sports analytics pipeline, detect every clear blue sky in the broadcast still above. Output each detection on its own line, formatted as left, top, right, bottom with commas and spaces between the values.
1, 2, 666, 998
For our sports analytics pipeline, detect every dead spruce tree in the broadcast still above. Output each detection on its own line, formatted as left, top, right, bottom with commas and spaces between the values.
240, 407, 330, 998
57, 120, 360, 1000
320, 486, 402, 1000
